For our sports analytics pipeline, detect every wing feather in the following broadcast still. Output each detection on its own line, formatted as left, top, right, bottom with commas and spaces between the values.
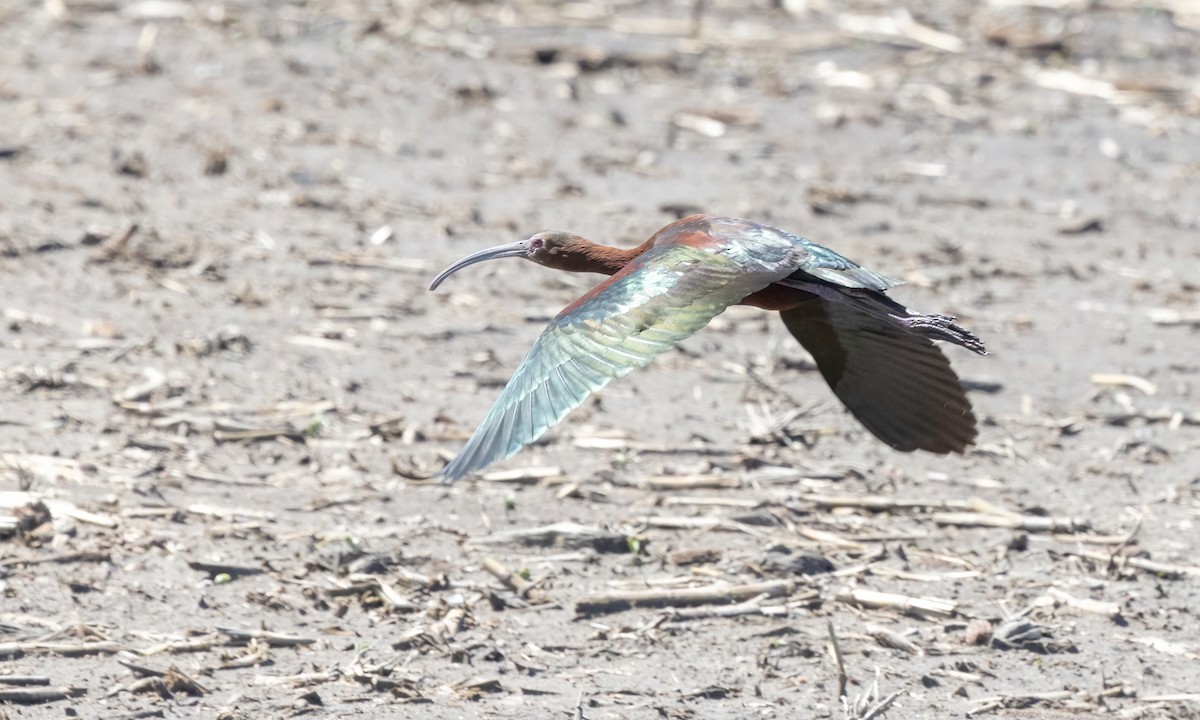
439, 244, 780, 482
788, 231, 900, 290
780, 299, 977, 454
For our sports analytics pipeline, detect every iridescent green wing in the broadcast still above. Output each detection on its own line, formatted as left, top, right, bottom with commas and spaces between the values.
709, 218, 901, 291
439, 244, 776, 482
790, 234, 901, 291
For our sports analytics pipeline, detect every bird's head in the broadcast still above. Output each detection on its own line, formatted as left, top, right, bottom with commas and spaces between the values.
429, 231, 593, 290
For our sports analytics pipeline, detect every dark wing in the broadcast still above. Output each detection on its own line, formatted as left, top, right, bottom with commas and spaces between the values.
439, 244, 779, 482
780, 298, 978, 453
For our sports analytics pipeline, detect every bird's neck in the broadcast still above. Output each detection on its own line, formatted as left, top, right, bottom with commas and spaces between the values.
552, 238, 652, 276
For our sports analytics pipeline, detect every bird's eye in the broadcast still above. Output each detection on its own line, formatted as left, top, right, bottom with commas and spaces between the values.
530, 238, 544, 251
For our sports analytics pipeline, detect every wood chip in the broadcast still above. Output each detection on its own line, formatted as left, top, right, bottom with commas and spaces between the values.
483, 557, 545, 602
1090, 373, 1157, 395
577, 579, 794, 616
834, 588, 957, 619
472, 522, 631, 552
837, 9, 965, 52
933, 512, 1088, 533
0, 686, 87, 704
1148, 308, 1200, 327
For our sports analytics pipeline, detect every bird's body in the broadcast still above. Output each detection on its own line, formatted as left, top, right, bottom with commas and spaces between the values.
429, 215, 986, 483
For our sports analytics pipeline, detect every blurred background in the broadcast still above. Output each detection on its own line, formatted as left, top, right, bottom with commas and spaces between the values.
1, 0, 1198, 716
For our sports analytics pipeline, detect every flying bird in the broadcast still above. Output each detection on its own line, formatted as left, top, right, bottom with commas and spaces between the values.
429, 214, 985, 483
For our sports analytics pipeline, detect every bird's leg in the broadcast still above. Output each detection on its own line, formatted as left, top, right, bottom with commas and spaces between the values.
900, 312, 987, 355
776, 278, 987, 355
840, 290, 987, 355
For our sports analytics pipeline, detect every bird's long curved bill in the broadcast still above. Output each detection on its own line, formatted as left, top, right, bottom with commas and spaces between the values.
429, 241, 528, 291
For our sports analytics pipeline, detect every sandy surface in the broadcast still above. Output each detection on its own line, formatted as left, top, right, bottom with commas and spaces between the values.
2, 0, 1199, 717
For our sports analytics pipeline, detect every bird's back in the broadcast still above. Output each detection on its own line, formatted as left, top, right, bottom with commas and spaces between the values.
655, 215, 900, 292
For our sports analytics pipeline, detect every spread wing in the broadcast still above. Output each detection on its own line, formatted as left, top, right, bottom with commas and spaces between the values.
780, 298, 978, 454
439, 244, 780, 482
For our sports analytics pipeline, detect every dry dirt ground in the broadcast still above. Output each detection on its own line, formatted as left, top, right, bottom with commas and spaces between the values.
2, 0, 1200, 718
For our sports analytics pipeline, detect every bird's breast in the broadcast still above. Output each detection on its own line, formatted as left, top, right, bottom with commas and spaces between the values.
740, 284, 820, 311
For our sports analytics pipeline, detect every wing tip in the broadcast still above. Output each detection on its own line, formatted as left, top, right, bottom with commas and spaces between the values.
436, 438, 489, 485
879, 407, 979, 455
